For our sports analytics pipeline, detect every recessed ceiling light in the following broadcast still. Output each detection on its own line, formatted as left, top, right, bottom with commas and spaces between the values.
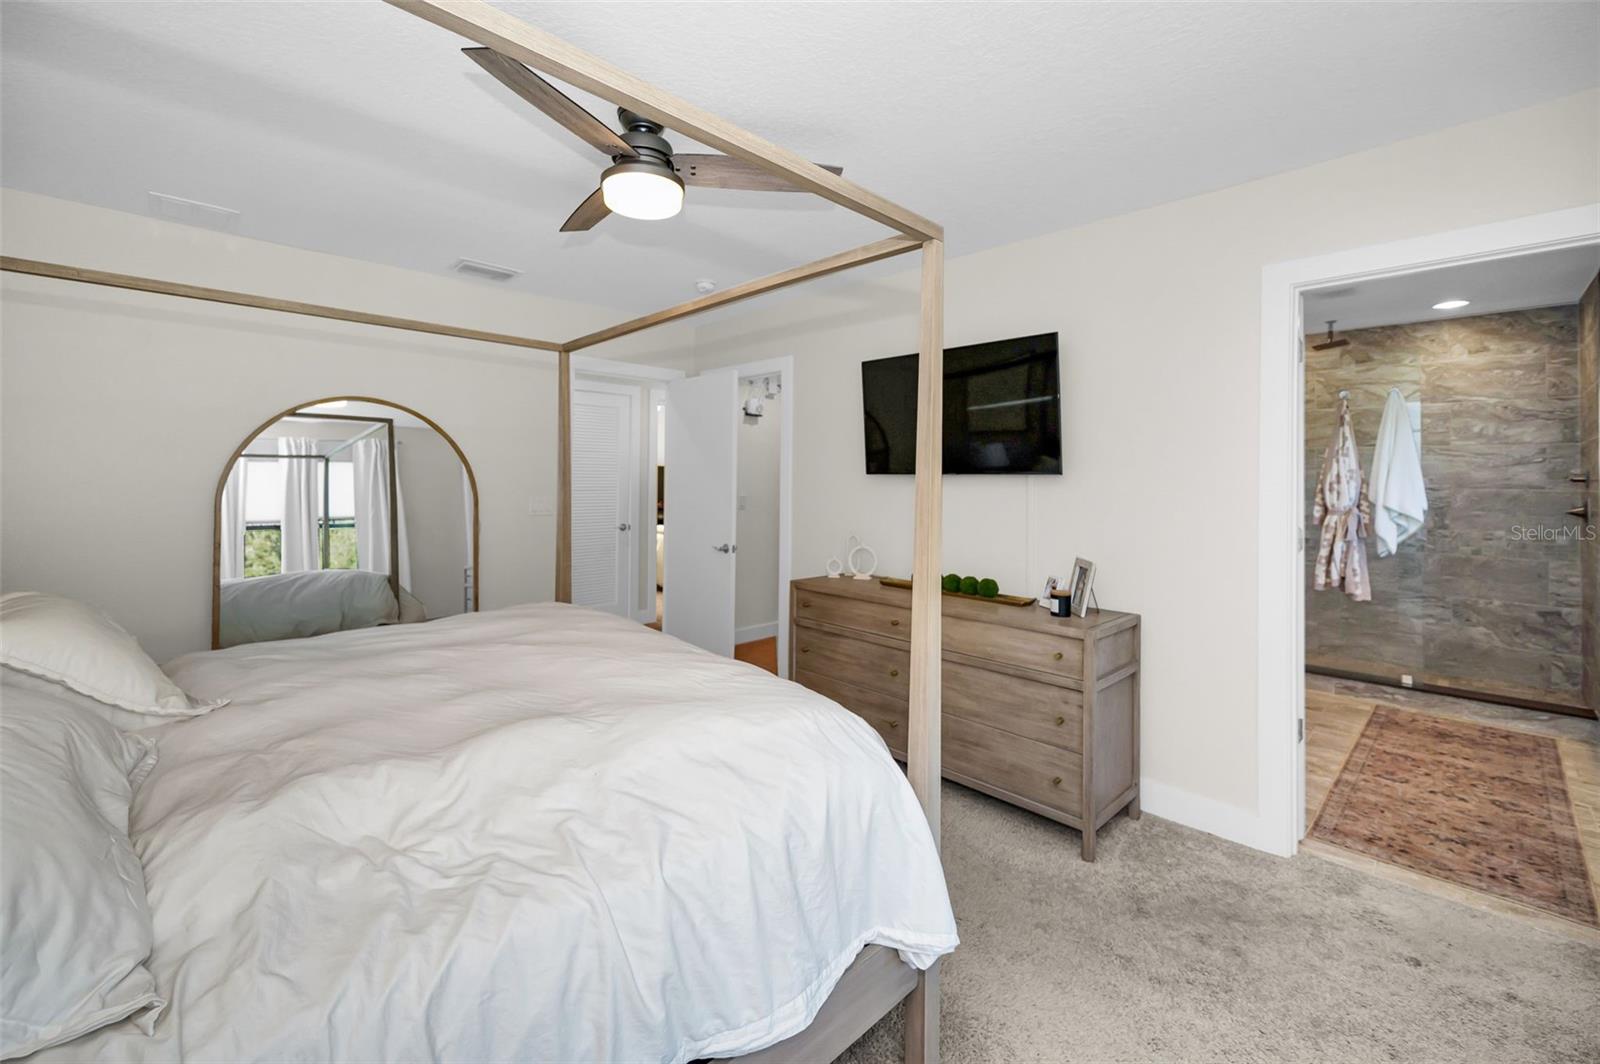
1432, 299, 1470, 310
694, 279, 717, 294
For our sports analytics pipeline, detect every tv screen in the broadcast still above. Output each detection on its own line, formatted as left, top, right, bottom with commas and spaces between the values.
862, 332, 1061, 474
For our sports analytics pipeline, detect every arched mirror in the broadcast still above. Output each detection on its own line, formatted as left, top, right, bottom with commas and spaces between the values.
212, 397, 478, 648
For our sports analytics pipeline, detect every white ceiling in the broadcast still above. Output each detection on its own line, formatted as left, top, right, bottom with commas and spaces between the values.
1304, 242, 1600, 331
3, 1, 1597, 315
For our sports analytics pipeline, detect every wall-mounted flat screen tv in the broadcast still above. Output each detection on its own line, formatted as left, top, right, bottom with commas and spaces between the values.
861, 331, 1061, 474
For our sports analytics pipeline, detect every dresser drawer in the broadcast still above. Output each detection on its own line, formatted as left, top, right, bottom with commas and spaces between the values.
945, 715, 1082, 819
795, 669, 908, 755
944, 660, 1082, 751
944, 615, 1083, 682
793, 626, 909, 700
795, 589, 910, 642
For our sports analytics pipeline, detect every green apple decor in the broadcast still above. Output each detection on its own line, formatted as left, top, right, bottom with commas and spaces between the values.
933, 573, 1005, 599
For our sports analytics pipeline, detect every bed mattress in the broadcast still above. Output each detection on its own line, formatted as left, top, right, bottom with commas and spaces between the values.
39, 603, 956, 1063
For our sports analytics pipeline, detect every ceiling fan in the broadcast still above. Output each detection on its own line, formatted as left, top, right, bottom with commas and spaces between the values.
464, 48, 843, 231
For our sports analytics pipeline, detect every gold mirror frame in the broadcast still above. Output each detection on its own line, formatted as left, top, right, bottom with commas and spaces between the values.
211, 395, 481, 649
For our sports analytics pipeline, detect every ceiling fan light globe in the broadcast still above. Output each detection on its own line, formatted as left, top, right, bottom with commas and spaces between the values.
600, 162, 684, 221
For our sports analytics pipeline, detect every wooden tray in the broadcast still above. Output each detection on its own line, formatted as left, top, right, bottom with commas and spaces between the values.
878, 576, 1037, 607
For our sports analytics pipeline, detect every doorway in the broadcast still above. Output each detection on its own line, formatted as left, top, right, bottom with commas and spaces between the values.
1256, 204, 1600, 858
1256, 203, 1599, 881
660, 358, 793, 675
569, 382, 638, 618
1295, 247, 1599, 930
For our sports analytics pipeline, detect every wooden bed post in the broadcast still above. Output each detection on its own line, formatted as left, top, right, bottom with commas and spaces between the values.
556, 346, 573, 604
905, 238, 944, 1064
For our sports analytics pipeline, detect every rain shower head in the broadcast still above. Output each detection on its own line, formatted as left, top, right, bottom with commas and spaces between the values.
1312, 320, 1349, 351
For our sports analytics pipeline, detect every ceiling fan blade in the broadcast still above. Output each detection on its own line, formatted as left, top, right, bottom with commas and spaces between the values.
463, 47, 635, 159
560, 188, 611, 232
672, 154, 842, 192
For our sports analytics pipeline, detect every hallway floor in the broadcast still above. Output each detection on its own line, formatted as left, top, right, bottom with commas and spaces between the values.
734, 636, 778, 674
1304, 673, 1600, 941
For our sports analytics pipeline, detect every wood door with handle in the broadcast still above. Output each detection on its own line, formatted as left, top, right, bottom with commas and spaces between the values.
664, 368, 738, 655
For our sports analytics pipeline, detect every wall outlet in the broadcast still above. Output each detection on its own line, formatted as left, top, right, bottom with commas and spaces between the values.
738, 494, 749, 512
1400, 673, 1414, 688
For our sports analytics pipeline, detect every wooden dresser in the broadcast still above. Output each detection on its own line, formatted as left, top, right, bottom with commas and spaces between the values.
789, 576, 1140, 860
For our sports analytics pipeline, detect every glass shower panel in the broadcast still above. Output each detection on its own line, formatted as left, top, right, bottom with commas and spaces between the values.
1304, 307, 1587, 710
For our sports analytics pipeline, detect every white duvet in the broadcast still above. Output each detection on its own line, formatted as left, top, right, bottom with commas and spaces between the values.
43, 604, 956, 1063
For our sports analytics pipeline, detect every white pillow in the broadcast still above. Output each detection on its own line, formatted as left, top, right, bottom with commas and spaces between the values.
0, 672, 166, 1059
0, 592, 224, 723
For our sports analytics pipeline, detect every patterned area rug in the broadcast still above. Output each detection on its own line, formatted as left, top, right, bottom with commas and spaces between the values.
1311, 706, 1597, 927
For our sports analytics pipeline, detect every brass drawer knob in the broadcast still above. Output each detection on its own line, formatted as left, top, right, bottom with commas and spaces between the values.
889, 619, 900, 626
1055, 715, 1065, 726
801, 600, 811, 608
800, 646, 810, 654
1053, 651, 1064, 661
888, 720, 899, 730
1051, 776, 1062, 787
889, 668, 900, 678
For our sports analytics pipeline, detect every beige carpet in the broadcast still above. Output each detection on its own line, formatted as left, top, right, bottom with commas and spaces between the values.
838, 783, 1600, 1064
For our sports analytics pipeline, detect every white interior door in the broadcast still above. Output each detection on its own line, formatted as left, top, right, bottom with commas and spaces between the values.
571, 388, 635, 617
664, 368, 737, 655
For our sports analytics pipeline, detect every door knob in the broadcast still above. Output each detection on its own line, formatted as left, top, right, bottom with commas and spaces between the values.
618, 523, 631, 532
713, 543, 736, 553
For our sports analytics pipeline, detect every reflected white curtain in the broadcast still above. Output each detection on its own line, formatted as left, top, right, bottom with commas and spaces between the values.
220, 461, 247, 580
279, 437, 321, 573
352, 437, 411, 588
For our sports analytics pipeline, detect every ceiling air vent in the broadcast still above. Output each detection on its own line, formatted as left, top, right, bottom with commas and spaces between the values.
146, 191, 240, 232
452, 258, 521, 282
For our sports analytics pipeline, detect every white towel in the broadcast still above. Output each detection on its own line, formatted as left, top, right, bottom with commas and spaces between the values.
1368, 387, 1427, 557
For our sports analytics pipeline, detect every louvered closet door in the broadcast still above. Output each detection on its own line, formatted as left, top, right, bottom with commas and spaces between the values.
570, 389, 635, 616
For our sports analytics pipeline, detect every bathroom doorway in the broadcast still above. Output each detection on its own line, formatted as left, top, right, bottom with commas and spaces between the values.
1292, 241, 1600, 932
1255, 205, 1600, 861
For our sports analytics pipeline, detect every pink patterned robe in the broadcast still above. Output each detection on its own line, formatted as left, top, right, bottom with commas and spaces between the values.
1312, 398, 1372, 601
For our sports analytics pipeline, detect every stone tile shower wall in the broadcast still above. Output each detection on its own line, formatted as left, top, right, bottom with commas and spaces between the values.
1581, 275, 1599, 711
1305, 306, 1586, 708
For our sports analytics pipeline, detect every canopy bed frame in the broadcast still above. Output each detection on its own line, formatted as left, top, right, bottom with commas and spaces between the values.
0, 1, 948, 1059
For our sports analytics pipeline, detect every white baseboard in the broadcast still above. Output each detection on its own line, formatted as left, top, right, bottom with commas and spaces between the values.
1138, 779, 1286, 857
736, 622, 778, 644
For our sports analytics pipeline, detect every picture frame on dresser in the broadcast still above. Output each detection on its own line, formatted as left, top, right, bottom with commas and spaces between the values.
790, 575, 1140, 860
1069, 558, 1096, 618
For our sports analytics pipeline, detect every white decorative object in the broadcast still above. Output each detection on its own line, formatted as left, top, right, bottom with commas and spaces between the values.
825, 557, 844, 579
846, 535, 878, 581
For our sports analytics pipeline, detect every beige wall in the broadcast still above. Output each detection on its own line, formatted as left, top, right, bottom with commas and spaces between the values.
396, 425, 471, 622
0, 189, 692, 661
685, 90, 1600, 822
